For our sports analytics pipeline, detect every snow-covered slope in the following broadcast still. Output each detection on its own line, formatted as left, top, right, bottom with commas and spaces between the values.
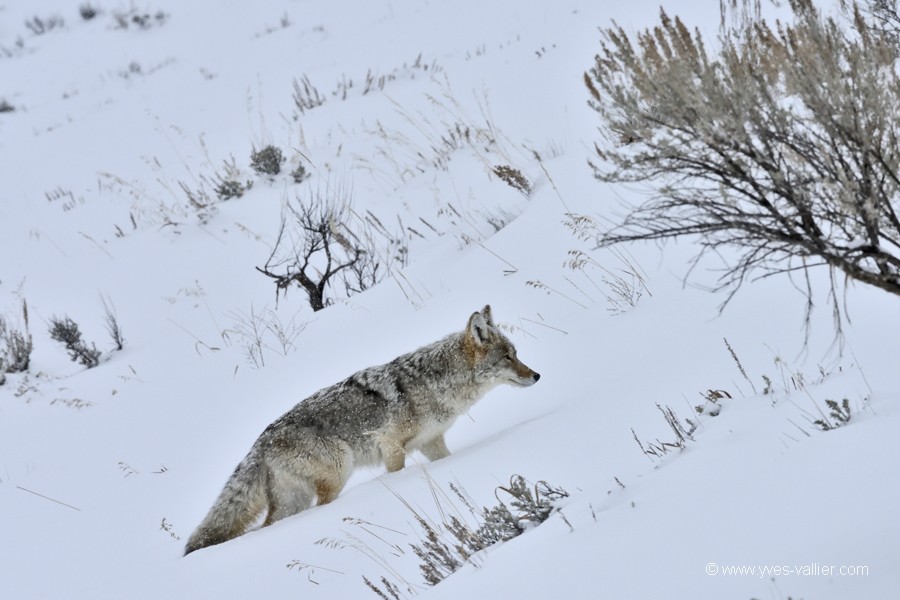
1, 1, 897, 598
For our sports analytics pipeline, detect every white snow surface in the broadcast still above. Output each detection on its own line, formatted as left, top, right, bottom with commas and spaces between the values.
1, 1, 897, 598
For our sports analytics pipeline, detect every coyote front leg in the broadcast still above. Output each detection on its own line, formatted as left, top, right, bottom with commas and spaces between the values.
381, 439, 406, 473
420, 435, 450, 461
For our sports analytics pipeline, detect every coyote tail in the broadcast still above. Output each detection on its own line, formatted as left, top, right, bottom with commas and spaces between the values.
184, 454, 267, 555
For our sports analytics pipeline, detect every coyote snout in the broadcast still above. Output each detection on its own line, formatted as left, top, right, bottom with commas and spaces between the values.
510, 358, 540, 387
184, 305, 538, 555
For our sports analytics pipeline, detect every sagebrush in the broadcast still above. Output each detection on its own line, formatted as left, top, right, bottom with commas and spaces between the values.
586, 0, 900, 333
250, 145, 284, 176
358, 475, 568, 597
49, 316, 101, 368
0, 301, 33, 376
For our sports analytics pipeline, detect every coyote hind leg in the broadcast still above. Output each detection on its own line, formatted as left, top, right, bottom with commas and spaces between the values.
315, 478, 344, 505
262, 471, 315, 526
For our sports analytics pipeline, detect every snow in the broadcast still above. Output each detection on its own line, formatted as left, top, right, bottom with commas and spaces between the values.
1, 0, 897, 599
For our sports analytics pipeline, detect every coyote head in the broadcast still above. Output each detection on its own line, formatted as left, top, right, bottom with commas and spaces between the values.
464, 305, 540, 388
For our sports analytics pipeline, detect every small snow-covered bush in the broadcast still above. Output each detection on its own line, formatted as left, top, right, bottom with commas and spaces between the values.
4, 329, 33, 373
79, 3, 100, 21
814, 398, 853, 431
291, 163, 309, 184
250, 145, 284, 176
215, 179, 247, 201
49, 316, 101, 368
213, 157, 253, 200
492, 165, 531, 197
0, 302, 34, 374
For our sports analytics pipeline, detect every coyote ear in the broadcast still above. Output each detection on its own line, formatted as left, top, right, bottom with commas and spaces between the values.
467, 310, 490, 346
481, 304, 494, 327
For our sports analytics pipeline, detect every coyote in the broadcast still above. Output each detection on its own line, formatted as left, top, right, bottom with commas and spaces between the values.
184, 305, 539, 554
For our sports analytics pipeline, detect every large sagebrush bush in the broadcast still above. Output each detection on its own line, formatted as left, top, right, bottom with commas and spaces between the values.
586, 0, 900, 329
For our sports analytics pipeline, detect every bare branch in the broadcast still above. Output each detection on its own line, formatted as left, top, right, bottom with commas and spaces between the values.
256, 186, 404, 311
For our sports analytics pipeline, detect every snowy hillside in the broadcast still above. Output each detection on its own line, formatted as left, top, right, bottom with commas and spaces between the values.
1, 1, 897, 598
